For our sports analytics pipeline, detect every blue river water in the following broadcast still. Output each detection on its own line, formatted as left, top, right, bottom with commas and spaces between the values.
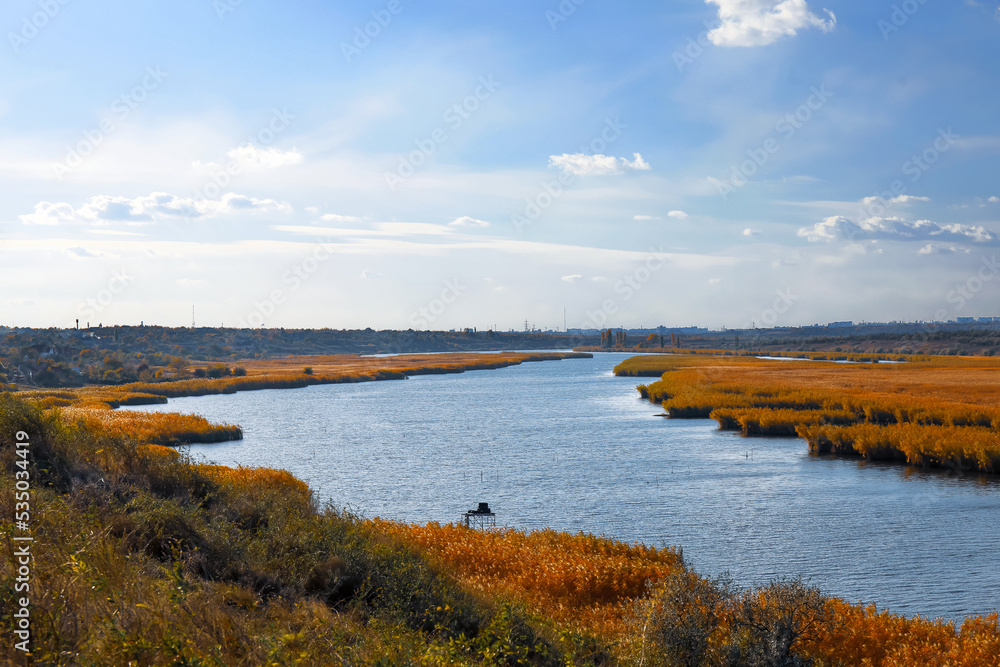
130, 352, 1000, 621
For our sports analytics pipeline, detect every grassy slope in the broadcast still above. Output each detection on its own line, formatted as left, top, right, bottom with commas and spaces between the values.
4, 350, 1000, 664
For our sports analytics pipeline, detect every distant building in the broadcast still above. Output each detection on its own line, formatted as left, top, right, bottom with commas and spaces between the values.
827, 321, 854, 328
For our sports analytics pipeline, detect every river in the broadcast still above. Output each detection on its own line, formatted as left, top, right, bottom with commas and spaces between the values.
130, 352, 1000, 621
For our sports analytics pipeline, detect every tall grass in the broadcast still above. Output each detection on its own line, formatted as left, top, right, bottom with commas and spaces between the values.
3, 391, 999, 665
619, 354, 1000, 474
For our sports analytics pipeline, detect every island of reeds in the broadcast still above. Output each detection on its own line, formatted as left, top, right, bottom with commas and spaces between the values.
3, 351, 1000, 664
616, 353, 1000, 474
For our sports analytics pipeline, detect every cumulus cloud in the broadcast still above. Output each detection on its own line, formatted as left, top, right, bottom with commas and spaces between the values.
798, 215, 994, 244
548, 152, 651, 176
990, 196, 999, 203
743, 228, 762, 236
706, 0, 836, 47
449, 216, 490, 228
667, 210, 689, 220
561, 274, 583, 283
633, 215, 659, 221
360, 270, 384, 279
19, 191, 291, 226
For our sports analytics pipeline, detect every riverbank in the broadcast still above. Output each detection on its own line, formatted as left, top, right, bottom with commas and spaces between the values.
617, 353, 1000, 474
15, 352, 590, 447
3, 391, 998, 665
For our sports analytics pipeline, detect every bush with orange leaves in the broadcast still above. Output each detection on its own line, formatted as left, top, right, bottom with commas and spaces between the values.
376, 520, 684, 637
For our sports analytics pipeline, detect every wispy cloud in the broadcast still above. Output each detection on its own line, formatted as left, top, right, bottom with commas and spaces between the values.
195, 144, 303, 171
449, 216, 490, 228
19, 192, 291, 226
799, 215, 994, 244
548, 152, 651, 176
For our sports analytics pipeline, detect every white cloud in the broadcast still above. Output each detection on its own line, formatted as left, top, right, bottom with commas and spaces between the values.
706, 0, 836, 47
623, 153, 651, 170
209, 144, 303, 171
177, 278, 207, 286
633, 215, 659, 221
709, 277, 723, 285
449, 216, 490, 228
19, 191, 291, 226
561, 274, 583, 283
321, 213, 362, 223
667, 210, 689, 220
798, 215, 994, 244
990, 196, 999, 203
860, 194, 930, 206
918, 244, 971, 256
67, 247, 98, 258
548, 152, 652, 176
360, 270, 384, 279
743, 228, 762, 236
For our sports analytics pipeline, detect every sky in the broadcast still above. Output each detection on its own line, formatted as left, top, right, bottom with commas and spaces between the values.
1, 0, 999, 332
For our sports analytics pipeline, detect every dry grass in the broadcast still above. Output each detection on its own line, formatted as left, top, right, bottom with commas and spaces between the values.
617, 354, 1000, 473
15, 352, 589, 448
377, 520, 683, 638
59, 407, 242, 446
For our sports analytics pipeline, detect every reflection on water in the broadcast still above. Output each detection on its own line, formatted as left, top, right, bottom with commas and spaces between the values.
130, 353, 1000, 621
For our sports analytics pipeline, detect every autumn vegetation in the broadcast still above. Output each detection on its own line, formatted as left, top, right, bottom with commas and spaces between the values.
617, 353, 1000, 474
9, 352, 588, 449
4, 388, 1000, 664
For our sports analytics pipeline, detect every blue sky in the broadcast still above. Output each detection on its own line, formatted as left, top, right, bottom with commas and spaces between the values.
2, 0, 999, 331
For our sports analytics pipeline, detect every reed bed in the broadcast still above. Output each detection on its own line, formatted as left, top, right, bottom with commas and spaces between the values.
60, 406, 243, 446
377, 520, 684, 638
22, 351, 591, 410
618, 354, 1000, 474
4, 391, 1000, 665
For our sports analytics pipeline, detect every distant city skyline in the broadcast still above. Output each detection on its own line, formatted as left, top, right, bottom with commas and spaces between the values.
2, 1, 999, 331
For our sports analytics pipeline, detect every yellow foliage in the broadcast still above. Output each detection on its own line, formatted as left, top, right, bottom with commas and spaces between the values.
376, 520, 683, 637
619, 354, 1000, 473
